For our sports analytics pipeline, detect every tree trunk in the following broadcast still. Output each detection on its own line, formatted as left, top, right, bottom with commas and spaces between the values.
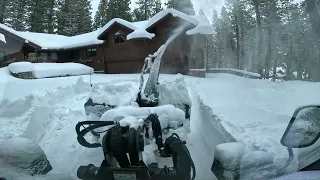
144, 0, 147, 20
235, 15, 240, 69
253, 0, 264, 78
272, 53, 278, 81
265, 24, 272, 79
306, 0, 320, 37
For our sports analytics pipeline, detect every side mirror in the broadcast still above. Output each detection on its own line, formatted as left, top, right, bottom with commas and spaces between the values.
281, 105, 320, 148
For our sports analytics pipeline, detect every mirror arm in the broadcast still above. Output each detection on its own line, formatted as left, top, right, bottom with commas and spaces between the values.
276, 148, 294, 177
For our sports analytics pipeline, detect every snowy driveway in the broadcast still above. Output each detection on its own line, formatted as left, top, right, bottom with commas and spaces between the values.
2, 68, 320, 179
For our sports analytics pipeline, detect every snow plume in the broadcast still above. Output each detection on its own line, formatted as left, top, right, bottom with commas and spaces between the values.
165, 22, 189, 46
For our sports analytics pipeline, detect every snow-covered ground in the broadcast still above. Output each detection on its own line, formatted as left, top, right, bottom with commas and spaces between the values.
1, 66, 320, 180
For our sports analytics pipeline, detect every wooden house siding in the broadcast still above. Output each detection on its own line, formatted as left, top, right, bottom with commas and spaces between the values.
0, 13, 207, 76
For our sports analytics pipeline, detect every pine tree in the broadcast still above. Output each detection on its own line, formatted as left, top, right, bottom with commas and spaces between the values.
44, 0, 56, 33
94, 0, 109, 29
106, 0, 132, 22
5, 0, 29, 31
220, 6, 236, 68
28, 0, 51, 32
166, 0, 195, 15
153, 0, 163, 15
133, 0, 163, 21
57, 0, 76, 36
74, 0, 92, 34
57, 0, 92, 36
0, 0, 8, 24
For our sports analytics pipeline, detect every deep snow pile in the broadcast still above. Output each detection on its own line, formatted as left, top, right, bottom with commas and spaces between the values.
8, 62, 94, 78
0, 73, 193, 179
196, 73, 320, 171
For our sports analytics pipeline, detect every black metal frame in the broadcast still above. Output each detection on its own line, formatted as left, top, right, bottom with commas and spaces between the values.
280, 105, 320, 148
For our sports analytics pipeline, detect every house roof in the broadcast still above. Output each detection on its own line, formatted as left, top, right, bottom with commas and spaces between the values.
0, 24, 104, 50
0, 9, 213, 50
98, 9, 213, 40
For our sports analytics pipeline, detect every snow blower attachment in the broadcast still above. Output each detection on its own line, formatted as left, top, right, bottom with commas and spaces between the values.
75, 115, 196, 180
78, 44, 194, 179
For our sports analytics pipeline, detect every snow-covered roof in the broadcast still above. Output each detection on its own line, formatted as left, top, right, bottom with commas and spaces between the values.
187, 15, 214, 35
0, 9, 213, 50
0, 23, 103, 50
98, 9, 213, 40
0, 33, 6, 43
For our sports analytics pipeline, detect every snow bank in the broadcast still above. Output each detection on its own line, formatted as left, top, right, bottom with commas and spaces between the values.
8, 62, 94, 78
197, 73, 320, 170
33, 63, 94, 78
159, 75, 192, 106
0, 33, 6, 43
8, 62, 34, 73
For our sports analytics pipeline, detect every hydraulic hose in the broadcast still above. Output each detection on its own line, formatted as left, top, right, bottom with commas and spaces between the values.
75, 121, 116, 148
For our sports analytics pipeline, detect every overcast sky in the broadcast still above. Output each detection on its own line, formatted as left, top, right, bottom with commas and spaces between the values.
91, 0, 304, 23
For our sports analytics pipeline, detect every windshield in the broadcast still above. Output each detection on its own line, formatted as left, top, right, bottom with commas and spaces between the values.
1, 0, 320, 180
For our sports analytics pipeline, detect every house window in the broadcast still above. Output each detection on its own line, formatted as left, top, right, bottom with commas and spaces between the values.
51, 53, 58, 61
39, 52, 48, 61
0, 48, 7, 62
87, 48, 97, 57
71, 51, 79, 61
114, 31, 125, 44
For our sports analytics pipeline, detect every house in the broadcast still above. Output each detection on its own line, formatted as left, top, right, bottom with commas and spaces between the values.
0, 9, 213, 77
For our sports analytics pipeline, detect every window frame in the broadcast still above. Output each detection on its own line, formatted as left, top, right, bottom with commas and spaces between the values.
114, 31, 126, 44
86, 48, 97, 57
